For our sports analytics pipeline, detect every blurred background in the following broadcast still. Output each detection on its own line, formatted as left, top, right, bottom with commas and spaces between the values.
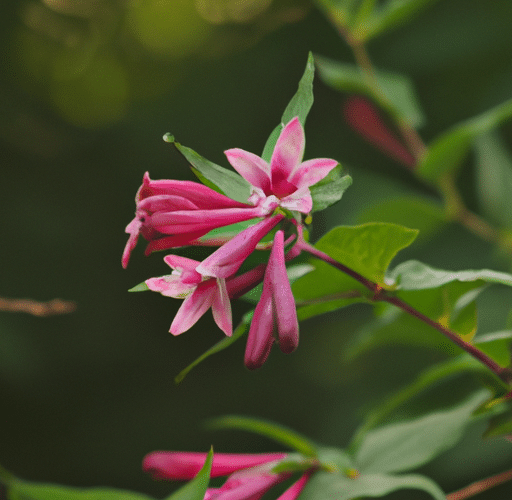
2, 0, 512, 497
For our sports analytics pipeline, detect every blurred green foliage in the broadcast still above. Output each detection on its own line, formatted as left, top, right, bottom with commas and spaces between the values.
1, 0, 512, 498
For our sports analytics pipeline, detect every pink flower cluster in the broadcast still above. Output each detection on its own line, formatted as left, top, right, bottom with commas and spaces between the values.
143, 450, 315, 500
123, 117, 338, 368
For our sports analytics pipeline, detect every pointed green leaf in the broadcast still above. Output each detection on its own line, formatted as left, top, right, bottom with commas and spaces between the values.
353, 390, 490, 474
300, 471, 446, 500
171, 141, 251, 203
353, 0, 443, 42
163, 447, 213, 500
356, 196, 446, 244
262, 52, 315, 162
310, 172, 352, 213
350, 355, 507, 450
315, 55, 425, 127
387, 259, 512, 290
417, 98, 512, 182
174, 312, 253, 384
475, 132, 512, 228
292, 223, 418, 321
206, 416, 318, 457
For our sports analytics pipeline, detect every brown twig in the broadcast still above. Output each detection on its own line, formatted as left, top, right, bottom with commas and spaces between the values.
0, 297, 76, 316
446, 468, 512, 500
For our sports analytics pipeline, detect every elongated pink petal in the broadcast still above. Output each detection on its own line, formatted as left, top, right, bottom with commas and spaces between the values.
288, 158, 339, 190
267, 231, 298, 354
275, 471, 313, 500
279, 186, 313, 213
139, 173, 252, 209
144, 232, 207, 256
163, 255, 202, 285
225, 148, 272, 193
270, 118, 305, 196
196, 215, 284, 279
245, 287, 274, 370
142, 452, 287, 480
138, 195, 199, 212
226, 263, 267, 299
149, 207, 263, 234
122, 218, 142, 268
145, 276, 193, 298
211, 278, 232, 336
210, 468, 287, 500
170, 281, 216, 335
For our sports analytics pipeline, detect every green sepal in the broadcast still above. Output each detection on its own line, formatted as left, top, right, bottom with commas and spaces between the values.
163, 447, 213, 500
262, 52, 315, 162
174, 311, 253, 384
417, 98, 512, 182
167, 137, 251, 203
206, 415, 318, 457
315, 55, 425, 127
128, 282, 150, 292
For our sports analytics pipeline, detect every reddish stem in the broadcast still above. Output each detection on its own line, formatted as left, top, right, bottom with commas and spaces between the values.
447, 468, 512, 500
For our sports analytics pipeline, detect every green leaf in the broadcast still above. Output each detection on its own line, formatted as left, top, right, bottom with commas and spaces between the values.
353, 0, 443, 42
174, 312, 253, 384
7, 483, 154, 500
474, 132, 512, 228
206, 416, 318, 457
310, 173, 352, 213
128, 282, 149, 292
299, 471, 446, 500
171, 141, 251, 203
353, 389, 490, 474
484, 402, 512, 438
417, 98, 512, 182
315, 55, 425, 127
163, 447, 213, 500
262, 52, 315, 162
292, 223, 418, 321
356, 196, 446, 245
197, 219, 261, 244
474, 331, 512, 369
350, 355, 506, 450
387, 259, 512, 290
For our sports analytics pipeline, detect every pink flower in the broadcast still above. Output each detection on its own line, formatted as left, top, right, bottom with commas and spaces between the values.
196, 215, 284, 279
143, 450, 314, 500
122, 172, 267, 268
145, 254, 232, 336
245, 230, 299, 370
225, 117, 338, 214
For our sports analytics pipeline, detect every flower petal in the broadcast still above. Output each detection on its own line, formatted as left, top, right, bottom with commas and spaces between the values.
270, 117, 305, 197
211, 278, 233, 336
288, 158, 339, 190
196, 215, 284, 279
245, 287, 274, 370
275, 471, 313, 500
122, 218, 142, 268
170, 281, 216, 335
267, 230, 298, 354
145, 276, 193, 298
225, 148, 271, 193
142, 451, 287, 481
279, 186, 313, 213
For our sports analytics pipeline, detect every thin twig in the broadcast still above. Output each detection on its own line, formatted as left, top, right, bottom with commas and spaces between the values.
0, 297, 76, 316
446, 468, 512, 500
297, 238, 512, 385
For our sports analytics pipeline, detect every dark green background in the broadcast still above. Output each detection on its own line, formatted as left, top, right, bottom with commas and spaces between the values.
2, 0, 512, 497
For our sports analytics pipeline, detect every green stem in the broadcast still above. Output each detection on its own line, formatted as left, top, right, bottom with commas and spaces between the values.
297, 238, 512, 385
